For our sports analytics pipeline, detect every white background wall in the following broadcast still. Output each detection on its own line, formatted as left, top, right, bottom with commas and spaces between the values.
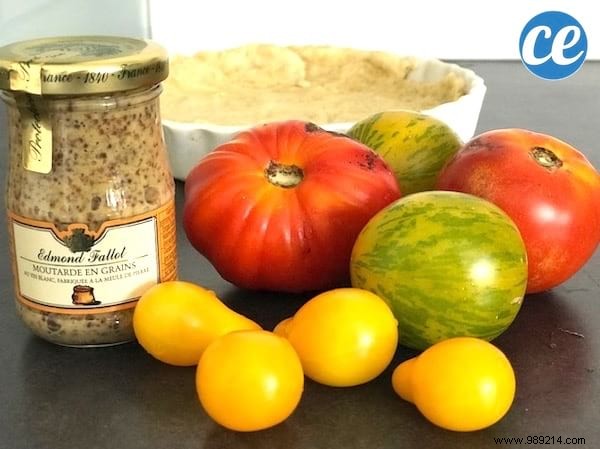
0, 0, 597, 60
0, 0, 151, 46
150, 0, 599, 59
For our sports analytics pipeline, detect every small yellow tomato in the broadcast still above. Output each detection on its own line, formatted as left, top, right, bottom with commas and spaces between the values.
275, 288, 398, 387
196, 330, 304, 432
392, 337, 516, 431
133, 281, 260, 366
273, 317, 293, 336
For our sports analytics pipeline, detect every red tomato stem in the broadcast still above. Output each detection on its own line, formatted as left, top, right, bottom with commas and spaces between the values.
530, 147, 563, 170
265, 161, 304, 188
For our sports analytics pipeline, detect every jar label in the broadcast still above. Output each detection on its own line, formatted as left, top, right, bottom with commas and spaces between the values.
7, 200, 177, 314
16, 93, 53, 174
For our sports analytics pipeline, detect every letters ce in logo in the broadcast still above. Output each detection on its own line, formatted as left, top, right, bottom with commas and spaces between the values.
519, 11, 587, 80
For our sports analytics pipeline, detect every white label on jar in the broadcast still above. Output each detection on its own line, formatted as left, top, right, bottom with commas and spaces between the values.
10, 214, 162, 311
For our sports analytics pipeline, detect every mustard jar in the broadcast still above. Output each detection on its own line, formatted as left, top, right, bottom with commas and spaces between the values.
0, 36, 177, 346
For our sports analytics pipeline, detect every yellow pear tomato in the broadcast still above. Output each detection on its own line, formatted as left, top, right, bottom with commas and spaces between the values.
274, 288, 398, 387
392, 337, 516, 431
133, 281, 260, 366
196, 330, 304, 432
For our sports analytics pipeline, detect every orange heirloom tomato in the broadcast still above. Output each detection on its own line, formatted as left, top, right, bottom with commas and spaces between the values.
183, 120, 401, 292
196, 330, 304, 432
392, 337, 516, 432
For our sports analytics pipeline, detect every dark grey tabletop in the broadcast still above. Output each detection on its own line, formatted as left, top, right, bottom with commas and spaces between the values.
1, 61, 598, 449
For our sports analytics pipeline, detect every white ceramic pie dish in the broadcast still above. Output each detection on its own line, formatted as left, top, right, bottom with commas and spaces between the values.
161, 57, 486, 180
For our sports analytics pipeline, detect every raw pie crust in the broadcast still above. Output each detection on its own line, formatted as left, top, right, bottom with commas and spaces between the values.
161, 44, 468, 125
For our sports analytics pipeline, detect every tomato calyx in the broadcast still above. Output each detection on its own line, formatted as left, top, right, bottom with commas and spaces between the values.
530, 147, 563, 171
265, 160, 304, 188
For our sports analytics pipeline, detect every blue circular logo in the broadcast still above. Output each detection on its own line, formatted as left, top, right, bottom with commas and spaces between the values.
519, 11, 587, 80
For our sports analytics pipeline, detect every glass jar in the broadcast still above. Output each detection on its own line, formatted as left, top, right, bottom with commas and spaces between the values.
0, 36, 177, 347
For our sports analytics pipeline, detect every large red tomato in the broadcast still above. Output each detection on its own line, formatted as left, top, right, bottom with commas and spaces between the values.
183, 121, 401, 292
437, 128, 600, 293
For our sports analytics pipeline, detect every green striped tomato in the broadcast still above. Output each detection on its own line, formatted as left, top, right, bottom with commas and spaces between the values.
347, 111, 462, 195
350, 191, 528, 350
